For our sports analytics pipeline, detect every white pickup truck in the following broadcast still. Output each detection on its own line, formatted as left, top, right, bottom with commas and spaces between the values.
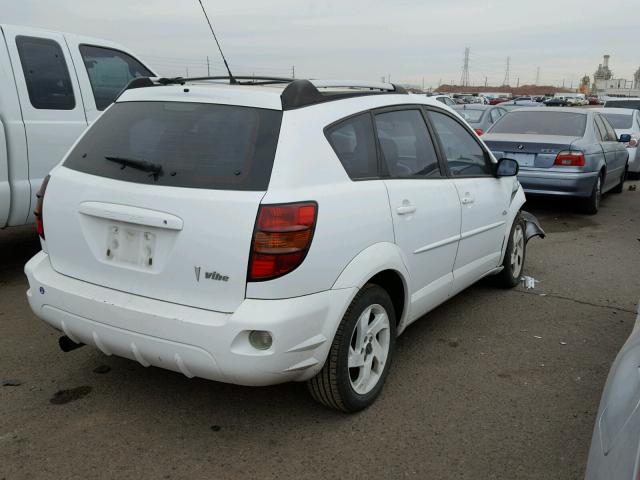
0, 24, 155, 227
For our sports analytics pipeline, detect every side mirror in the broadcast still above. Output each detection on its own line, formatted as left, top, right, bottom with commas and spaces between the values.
496, 158, 519, 177
619, 133, 631, 143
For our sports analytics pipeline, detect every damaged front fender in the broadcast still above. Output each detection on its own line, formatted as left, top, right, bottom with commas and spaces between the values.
521, 210, 545, 241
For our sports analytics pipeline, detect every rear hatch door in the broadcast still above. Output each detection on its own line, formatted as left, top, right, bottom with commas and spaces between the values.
44, 100, 282, 313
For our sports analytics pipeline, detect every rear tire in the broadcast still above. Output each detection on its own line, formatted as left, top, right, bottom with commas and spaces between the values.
307, 284, 396, 412
495, 213, 526, 288
582, 173, 603, 215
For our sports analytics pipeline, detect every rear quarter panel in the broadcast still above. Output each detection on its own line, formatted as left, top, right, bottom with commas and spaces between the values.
245, 98, 408, 300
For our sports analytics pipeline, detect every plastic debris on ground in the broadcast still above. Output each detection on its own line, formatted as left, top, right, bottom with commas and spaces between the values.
520, 275, 539, 289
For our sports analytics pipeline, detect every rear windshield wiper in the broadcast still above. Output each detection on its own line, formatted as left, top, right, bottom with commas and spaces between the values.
105, 156, 164, 178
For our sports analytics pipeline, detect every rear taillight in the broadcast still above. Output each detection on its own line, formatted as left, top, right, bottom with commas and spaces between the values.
248, 202, 317, 281
554, 151, 585, 167
34, 175, 50, 239
474, 128, 484, 136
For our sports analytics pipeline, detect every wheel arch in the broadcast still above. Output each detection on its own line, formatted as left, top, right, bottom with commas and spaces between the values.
332, 242, 411, 332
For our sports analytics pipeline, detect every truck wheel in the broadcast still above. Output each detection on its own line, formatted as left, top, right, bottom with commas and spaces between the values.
496, 213, 526, 288
582, 173, 602, 215
308, 284, 396, 412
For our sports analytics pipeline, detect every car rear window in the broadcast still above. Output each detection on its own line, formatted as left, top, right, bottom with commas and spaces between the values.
64, 101, 282, 190
456, 109, 484, 123
602, 113, 632, 129
489, 111, 587, 136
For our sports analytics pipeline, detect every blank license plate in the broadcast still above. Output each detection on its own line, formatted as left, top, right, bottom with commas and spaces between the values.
106, 224, 156, 268
509, 153, 536, 167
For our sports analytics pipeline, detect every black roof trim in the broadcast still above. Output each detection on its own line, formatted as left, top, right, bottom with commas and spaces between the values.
280, 80, 408, 110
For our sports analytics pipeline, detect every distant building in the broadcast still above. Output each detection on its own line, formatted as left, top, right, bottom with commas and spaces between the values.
592, 54, 640, 97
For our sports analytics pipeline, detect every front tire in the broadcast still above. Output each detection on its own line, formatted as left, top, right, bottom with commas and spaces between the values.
611, 164, 627, 194
307, 284, 396, 412
582, 173, 603, 215
495, 213, 526, 288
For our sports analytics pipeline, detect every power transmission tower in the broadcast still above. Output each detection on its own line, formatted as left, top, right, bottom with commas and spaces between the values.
503, 57, 510, 86
535, 66, 540, 85
206, 56, 210, 76
460, 47, 470, 87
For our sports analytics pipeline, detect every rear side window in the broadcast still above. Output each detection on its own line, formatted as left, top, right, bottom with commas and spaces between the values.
374, 109, 441, 178
80, 45, 153, 110
16, 36, 75, 110
64, 101, 282, 190
601, 116, 618, 141
326, 113, 378, 179
490, 111, 587, 136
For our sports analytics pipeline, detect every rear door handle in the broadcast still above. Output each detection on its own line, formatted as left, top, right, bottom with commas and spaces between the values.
461, 196, 475, 205
396, 205, 417, 215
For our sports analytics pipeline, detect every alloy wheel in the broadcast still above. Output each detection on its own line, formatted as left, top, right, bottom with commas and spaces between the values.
348, 304, 391, 395
510, 224, 525, 279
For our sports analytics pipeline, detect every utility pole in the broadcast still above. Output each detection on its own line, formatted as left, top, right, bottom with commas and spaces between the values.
388, 74, 391, 83
535, 66, 540, 85
516, 77, 520, 88
186, 67, 189, 77
422, 77, 425, 91
484, 76, 488, 87
206, 56, 210, 76
503, 56, 510, 86
460, 47, 470, 87
291, 65, 295, 79
562, 78, 565, 88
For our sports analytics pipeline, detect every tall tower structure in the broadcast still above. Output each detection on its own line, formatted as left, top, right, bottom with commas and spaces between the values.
460, 47, 470, 87
502, 57, 511, 86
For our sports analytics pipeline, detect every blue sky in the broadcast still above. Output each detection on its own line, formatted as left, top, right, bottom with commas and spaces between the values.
4, 0, 638, 88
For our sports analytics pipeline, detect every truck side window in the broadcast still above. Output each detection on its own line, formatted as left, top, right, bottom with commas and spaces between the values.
79, 45, 153, 110
15, 36, 75, 110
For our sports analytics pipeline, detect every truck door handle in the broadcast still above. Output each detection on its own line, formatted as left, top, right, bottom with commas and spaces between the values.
396, 205, 417, 215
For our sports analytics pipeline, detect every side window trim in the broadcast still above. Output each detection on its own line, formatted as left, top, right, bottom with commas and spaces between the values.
371, 104, 445, 180
423, 105, 495, 178
593, 115, 607, 142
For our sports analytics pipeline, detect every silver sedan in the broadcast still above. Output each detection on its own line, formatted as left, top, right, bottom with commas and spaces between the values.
483, 108, 629, 214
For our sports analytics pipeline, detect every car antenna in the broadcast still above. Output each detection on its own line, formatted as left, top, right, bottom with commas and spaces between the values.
196, 0, 236, 84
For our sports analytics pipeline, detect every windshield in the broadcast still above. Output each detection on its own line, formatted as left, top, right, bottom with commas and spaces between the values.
489, 111, 587, 136
457, 109, 485, 123
602, 113, 633, 129
64, 101, 283, 190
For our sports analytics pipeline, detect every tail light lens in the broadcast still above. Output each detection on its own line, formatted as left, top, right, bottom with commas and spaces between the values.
248, 202, 317, 281
34, 175, 50, 239
554, 151, 585, 167
474, 128, 484, 136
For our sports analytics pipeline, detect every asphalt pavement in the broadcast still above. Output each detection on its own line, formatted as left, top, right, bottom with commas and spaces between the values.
1, 181, 638, 480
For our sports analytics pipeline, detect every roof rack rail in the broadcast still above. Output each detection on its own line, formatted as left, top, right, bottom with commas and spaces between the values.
281, 79, 407, 110
117, 76, 408, 110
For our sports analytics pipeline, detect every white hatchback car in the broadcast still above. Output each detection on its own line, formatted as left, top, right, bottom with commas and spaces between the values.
25, 77, 544, 412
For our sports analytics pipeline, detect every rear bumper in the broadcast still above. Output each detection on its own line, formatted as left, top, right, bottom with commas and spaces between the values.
25, 251, 356, 386
518, 169, 598, 197
628, 148, 640, 173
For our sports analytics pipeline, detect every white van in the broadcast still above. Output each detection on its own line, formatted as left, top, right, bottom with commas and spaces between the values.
0, 24, 155, 228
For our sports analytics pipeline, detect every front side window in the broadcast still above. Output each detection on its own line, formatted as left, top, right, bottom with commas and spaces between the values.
602, 113, 632, 129
326, 113, 378, 179
374, 109, 441, 178
16, 36, 75, 110
429, 111, 492, 177
80, 45, 153, 110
